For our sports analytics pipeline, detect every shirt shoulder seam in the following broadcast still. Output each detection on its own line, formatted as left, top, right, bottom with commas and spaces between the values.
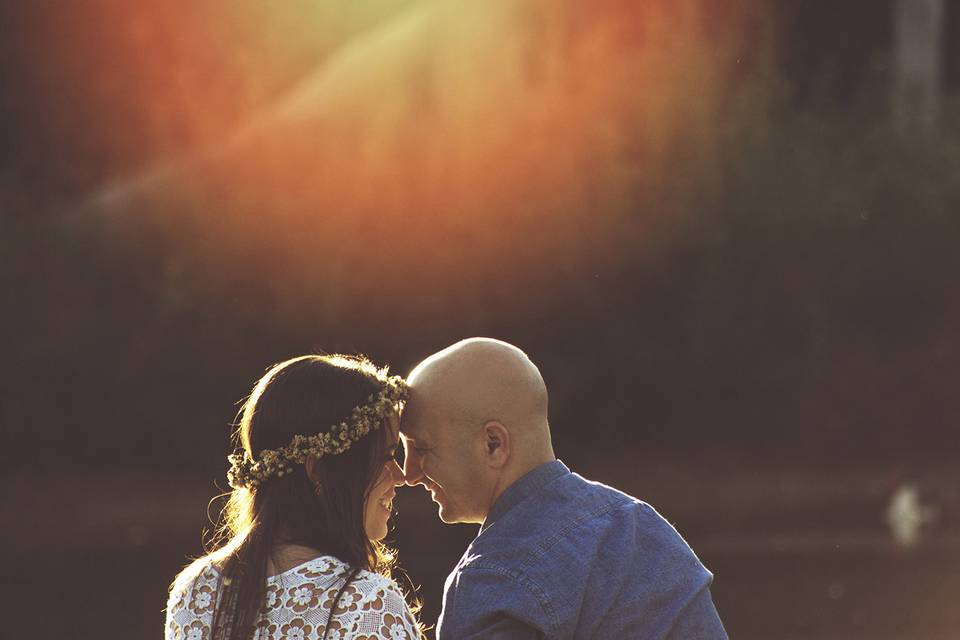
521, 493, 634, 563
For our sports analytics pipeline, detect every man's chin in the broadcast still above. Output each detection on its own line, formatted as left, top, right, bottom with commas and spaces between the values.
437, 507, 459, 524
438, 504, 481, 525
423, 487, 464, 523
435, 500, 454, 522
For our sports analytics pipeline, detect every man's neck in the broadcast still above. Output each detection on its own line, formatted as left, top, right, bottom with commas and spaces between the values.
483, 455, 557, 521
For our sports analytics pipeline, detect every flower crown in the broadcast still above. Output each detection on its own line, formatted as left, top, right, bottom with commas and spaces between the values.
226, 374, 409, 490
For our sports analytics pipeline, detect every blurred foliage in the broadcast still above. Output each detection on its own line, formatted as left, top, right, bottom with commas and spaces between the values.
0, 0, 425, 195
2, 0, 958, 474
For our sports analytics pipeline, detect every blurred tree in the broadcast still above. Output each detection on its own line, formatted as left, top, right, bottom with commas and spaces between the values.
892, 0, 946, 132
3, 0, 959, 473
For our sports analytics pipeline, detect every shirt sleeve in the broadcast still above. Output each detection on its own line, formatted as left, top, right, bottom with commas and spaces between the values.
437, 565, 552, 640
663, 584, 729, 640
456, 616, 544, 640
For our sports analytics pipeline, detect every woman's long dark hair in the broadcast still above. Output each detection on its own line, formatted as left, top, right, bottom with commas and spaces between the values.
172, 355, 402, 640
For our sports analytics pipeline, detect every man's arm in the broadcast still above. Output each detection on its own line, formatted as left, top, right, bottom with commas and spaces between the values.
437, 565, 554, 640
460, 617, 544, 640
664, 583, 728, 640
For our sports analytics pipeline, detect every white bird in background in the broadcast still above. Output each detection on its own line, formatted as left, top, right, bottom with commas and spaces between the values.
886, 481, 938, 548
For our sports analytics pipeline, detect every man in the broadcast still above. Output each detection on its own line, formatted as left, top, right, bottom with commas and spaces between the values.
400, 337, 727, 639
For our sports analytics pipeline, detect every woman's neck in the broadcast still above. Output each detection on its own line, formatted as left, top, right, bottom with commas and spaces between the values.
266, 543, 323, 576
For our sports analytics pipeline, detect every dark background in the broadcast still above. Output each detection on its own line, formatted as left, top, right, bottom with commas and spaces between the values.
2, 1, 959, 638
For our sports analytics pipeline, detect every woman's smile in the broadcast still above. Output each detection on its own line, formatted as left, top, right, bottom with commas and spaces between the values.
378, 491, 395, 512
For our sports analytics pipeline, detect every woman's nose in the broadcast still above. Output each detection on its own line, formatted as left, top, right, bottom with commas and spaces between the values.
391, 459, 405, 486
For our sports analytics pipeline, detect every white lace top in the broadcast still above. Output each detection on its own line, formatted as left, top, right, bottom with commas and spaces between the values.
165, 555, 421, 640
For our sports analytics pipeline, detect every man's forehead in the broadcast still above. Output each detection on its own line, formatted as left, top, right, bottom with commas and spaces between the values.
399, 404, 437, 440
398, 405, 418, 435
399, 416, 425, 439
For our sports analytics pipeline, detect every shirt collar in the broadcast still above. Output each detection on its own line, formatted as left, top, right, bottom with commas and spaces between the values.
481, 459, 570, 533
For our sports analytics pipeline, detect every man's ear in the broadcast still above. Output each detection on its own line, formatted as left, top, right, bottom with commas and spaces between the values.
482, 421, 510, 469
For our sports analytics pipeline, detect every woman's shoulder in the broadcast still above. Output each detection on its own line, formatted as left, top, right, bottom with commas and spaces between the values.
268, 554, 390, 589
165, 557, 219, 639
264, 556, 421, 637
262, 554, 408, 606
281, 558, 415, 618
169, 556, 218, 600
165, 554, 421, 639
263, 553, 345, 583
350, 566, 398, 590
169, 552, 389, 591
340, 570, 422, 638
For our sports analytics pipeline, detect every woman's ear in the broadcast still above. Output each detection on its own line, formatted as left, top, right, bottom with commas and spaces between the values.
482, 421, 510, 469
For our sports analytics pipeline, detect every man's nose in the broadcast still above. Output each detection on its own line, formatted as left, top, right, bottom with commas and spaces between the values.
402, 450, 423, 486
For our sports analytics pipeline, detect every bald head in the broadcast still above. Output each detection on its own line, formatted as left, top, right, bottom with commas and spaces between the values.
412, 337, 546, 423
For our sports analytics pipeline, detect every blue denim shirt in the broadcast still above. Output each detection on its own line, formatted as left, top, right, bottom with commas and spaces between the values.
436, 460, 727, 640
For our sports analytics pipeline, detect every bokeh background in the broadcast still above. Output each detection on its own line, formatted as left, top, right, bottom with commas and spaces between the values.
2, 1, 959, 638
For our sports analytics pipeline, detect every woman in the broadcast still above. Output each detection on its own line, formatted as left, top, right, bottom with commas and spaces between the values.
165, 354, 423, 640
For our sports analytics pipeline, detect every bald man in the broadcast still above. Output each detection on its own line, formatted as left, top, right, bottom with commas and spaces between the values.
401, 338, 727, 640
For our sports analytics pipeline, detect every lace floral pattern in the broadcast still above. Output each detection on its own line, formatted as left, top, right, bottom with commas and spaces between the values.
165, 556, 421, 640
